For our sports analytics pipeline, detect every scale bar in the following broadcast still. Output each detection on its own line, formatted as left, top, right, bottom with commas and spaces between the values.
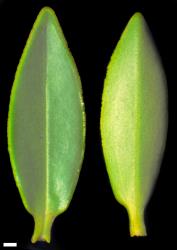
3, 243, 17, 247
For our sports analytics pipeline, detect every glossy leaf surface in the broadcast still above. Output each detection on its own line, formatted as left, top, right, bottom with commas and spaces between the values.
8, 7, 85, 243
100, 12, 168, 236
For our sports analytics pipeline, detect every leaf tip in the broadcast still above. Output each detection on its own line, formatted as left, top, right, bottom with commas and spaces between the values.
38, 6, 56, 18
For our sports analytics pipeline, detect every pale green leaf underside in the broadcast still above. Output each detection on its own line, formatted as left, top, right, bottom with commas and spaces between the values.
8, 7, 85, 242
100, 13, 168, 235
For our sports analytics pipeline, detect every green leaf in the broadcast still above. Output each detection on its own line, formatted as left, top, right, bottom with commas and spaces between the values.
8, 7, 85, 243
100, 12, 168, 236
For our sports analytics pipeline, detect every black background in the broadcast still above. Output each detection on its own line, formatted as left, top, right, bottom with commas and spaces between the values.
0, 0, 176, 249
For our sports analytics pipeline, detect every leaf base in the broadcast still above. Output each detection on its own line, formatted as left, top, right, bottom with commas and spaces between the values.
32, 214, 55, 243
128, 208, 147, 237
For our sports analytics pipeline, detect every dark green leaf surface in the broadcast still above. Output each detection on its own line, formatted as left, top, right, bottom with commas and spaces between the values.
8, 7, 85, 243
100, 13, 168, 236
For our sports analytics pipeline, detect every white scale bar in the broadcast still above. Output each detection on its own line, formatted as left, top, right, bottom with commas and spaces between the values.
3, 243, 17, 247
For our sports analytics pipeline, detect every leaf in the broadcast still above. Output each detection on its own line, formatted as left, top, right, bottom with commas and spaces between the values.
100, 12, 168, 236
8, 7, 85, 243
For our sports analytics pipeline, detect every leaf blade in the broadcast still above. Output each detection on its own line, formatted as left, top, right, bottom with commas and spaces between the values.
100, 12, 168, 236
8, 7, 85, 243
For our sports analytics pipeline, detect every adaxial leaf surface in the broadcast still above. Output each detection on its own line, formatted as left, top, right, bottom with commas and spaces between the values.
8, 7, 85, 243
